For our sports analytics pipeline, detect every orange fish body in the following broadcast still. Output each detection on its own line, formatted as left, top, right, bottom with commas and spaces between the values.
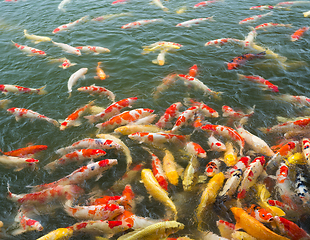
95, 62, 108, 80
227, 52, 266, 70
188, 64, 198, 77
291, 26, 309, 41
2, 145, 48, 157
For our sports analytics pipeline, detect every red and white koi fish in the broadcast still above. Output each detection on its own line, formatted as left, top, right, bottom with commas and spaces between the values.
64, 200, 124, 220
260, 117, 310, 134
227, 52, 266, 70
56, 138, 121, 155
219, 168, 243, 197
237, 156, 265, 199
267, 199, 295, 215
239, 11, 273, 24
266, 94, 310, 107
178, 74, 222, 99
170, 106, 199, 133
1, 145, 47, 157
112, 0, 128, 4
205, 38, 242, 48
276, 1, 310, 6
176, 17, 214, 27
121, 19, 163, 29
250, 5, 275, 10
52, 41, 81, 55
205, 159, 221, 177
291, 26, 309, 41
8, 184, 84, 204
184, 98, 219, 118
48, 57, 77, 69
255, 22, 292, 30
84, 97, 138, 123
7, 107, 59, 126
302, 138, 310, 166
201, 124, 245, 155
78, 84, 115, 102
60, 100, 94, 130
243, 28, 257, 47
246, 204, 274, 223
128, 114, 157, 125
226, 156, 251, 176
12, 211, 43, 235
216, 220, 235, 239
274, 216, 310, 240
188, 64, 198, 77
33, 159, 118, 191
0, 155, 38, 171
11, 40, 46, 56
207, 134, 227, 152
237, 73, 279, 92
67, 67, 88, 98
95, 108, 154, 131
153, 73, 178, 99
44, 149, 106, 172
295, 172, 310, 204
52, 16, 88, 34
222, 105, 254, 119
75, 46, 110, 54
185, 141, 207, 158
193, 0, 218, 8
0, 84, 47, 95
152, 0, 168, 11
23, 29, 51, 44
156, 102, 182, 129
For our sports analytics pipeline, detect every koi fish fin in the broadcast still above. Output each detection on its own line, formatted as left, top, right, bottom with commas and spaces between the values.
0, 99, 11, 109
95, 173, 103, 181
10, 227, 27, 236
258, 127, 268, 133
38, 85, 47, 95
71, 119, 83, 127
68, 92, 72, 99
43, 161, 57, 173
14, 166, 25, 172
15, 116, 21, 122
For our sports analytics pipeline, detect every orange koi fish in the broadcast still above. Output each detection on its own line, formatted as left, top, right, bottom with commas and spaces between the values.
188, 64, 198, 77
156, 102, 182, 129
0, 84, 47, 95
291, 26, 309, 41
77, 84, 115, 102
1, 145, 47, 157
227, 52, 266, 70
237, 73, 279, 92
246, 204, 274, 223
95, 62, 108, 80
11, 40, 46, 56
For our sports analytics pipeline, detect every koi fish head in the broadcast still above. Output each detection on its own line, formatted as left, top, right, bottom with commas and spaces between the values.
247, 204, 274, 223
7, 107, 16, 113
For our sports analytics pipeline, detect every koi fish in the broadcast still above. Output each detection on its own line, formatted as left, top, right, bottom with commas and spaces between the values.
7, 107, 59, 126
201, 124, 245, 155
205, 159, 221, 177
185, 141, 207, 158
76, 46, 110, 54
152, 0, 168, 11
152, 49, 167, 65
112, 0, 128, 4
222, 105, 254, 120
216, 220, 235, 239
223, 142, 238, 167
243, 28, 257, 48
94, 62, 108, 81
207, 134, 226, 152
291, 26, 309, 41
1, 145, 47, 157
176, 17, 214, 27
92, 12, 133, 22
0, 155, 39, 171
237, 73, 279, 92
295, 172, 310, 204
274, 216, 310, 240
142, 42, 182, 53
141, 169, 177, 218
0, 99, 11, 109
12, 211, 43, 235
184, 98, 219, 118
250, 5, 275, 10
170, 106, 199, 133
231, 207, 290, 240
156, 102, 182, 129
194, 0, 218, 8
248, 43, 287, 63
67, 67, 88, 98
226, 156, 251, 176
239, 11, 273, 24
188, 64, 198, 77
246, 204, 274, 223
153, 73, 178, 99
48, 57, 77, 69
302, 138, 310, 166
163, 149, 179, 186
58, 0, 70, 11
11, 40, 46, 56
276, 1, 310, 6
84, 97, 138, 123
32, 159, 118, 191
178, 74, 222, 99
78, 84, 115, 102
36, 227, 73, 240
44, 149, 106, 172
205, 38, 242, 48
114, 124, 161, 135
254, 22, 292, 30
227, 52, 266, 70
95, 108, 155, 131
23, 29, 51, 44
121, 19, 163, 29
52, 41, 81, 56
52, 16, 88, 33
219, 168, 243, 197
183, 155, 200, 191
0, 84, 47, 95
260, 117, 310, 134
55, 138, 121, 155
60, 100, 94, 130
304, 10, 310, 17
266, 94, 310, 107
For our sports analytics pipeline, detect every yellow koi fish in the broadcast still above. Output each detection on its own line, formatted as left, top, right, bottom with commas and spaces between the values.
23, 30, 51, 44
223, 142, 238, 166
163, 149, 179, 186
36, 228, 73, 240
114, 124, 162, 135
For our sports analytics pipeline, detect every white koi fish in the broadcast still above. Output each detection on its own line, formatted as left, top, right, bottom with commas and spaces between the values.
75, 46, 110, 54
219, 169, 243, 197
121, 19, 163, 29
207, 134, 226, 152
58, 0, 70, 12
0, 155, 39, 171
142, 41, 183, 53
239, 11, 273, 24
152, 0, 168, 11
11, 40, 46, 56
302, 138, 310, 166
52, 41, 81, 55
176, 16, 214, 27
67, 67, 88, 98
0, 84, 47, 95
52, 16, 88, 34
23, 30, 51, 44
243, 28, 257, 47
152, 49, 167, 65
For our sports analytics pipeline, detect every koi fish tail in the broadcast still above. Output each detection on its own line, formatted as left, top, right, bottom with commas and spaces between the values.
258, 127, 268, 133
84, 115, 97, 123
237, 73, 246, 80
0, 99, 11, 109
43, 161, 57, 173
163, 7, 169, 12
50, 119, 59, 127
211, 91, 223, 100
37, 85, 48, 95
209, 16, 215, 22
23, 29, 28, 35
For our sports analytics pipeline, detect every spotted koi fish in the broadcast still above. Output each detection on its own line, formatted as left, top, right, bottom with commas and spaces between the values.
11, 40, 46, 56
205, 159, 221, 177
219, 168, 243, 197
205, 38, 242, 48
216, 220, 235, 239
246, 204, 274, 223
0, 155, 39, 171
291, 26, 309, 41
75, 46, 110, 54
184, 98, 219, 118
48, 57, 77, 69
52, 16, 88, 34
1, 145, 47, 157
95, 108, 155, 131
153, 73, 178, 99
250, 5, 275, 10
12, 211, 43, 235
255, 22, 292, 30
222, 105, 255, 119
226, 156, 251, 176
302, 138, 310, 166
84, 97, 138, 123
156, 102, 182, 129
237, 73, 279, 92
295, 172, 310, 204
239, 11, 273, 24
274, 216, 310, 240
260, 117, 310, 134
0, 84, 47, 95
185, 141, 207, 158
32, 159, 118, 191
176, 17, 214, 27
227, 52, 266, 70
78, 84, 115, 102
193, 0, 218, 8
170, 106, 199, 133
121, 19, 163, 29
207, 134, 227, 152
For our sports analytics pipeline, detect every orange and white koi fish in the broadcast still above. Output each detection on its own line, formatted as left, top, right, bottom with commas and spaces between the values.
52, 16, 88, 34
95, 108, 154, 131
250, 5, 275, 10
170, 106, 199, 133
291, 26, 309, 41
12, 211, 43, 235
141, 169, 177, 218
36, 227, 73, 240
152, 0, 168, 11
163, 149, 179, 186
194, 0, 218, 8
237, 156, 265, 199
33, 159, 118, 191
219, 168, 243, 197
0, 155, 38, 171
156, 102, 183, 129
176, 17, 214, 27
0, 84, 47, 95
261, 117, 310, 134
227, 52, 266, 70
7, 107, 59, 126
231, 207, 290, 240
64, 200, 124, 220
153, 73, 178, 99
239, 11, 273, 24
1, 145, 48, 157
295, 172, 310, 204
238, 73, 279, 92
75, 46, 110, 54
60, 100, 94, 130
222, 105, 254, 119
84, 97, 138, 123
67, 67, 88, 98
56, 138, 121, 155
178, 74, 222, 99
8, 184, 84, 204
78, 84, 115, 102
112, 0, 128, 4
23, 29, 51, 44
11, 40, 46, 56
302, 138, 310, 166
207, 134, 227, 152
205, 159, 221, 177
52, 41, 81, 55
246, 204, 274, 223
226, 156, 251, 176
255, 22, 292, 30
48, 57, 77, 69
216, 220, 235, 239
121, 19, 163, 29
205, 38, 242, 48
184, 98, 219, 118
266, 94, 310, 107
44, 149, 106, 172
274, 216, 310, 240
201, 124, 245, 155
185, 141, 207, 158
94, 62, 108, 80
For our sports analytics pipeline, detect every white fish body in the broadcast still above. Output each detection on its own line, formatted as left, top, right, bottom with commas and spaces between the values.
152, 0, 169, 11
176, 17, 214, 27
58, 0, 71, 11
52, 41, 81, 55
67, 68, 88, 97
